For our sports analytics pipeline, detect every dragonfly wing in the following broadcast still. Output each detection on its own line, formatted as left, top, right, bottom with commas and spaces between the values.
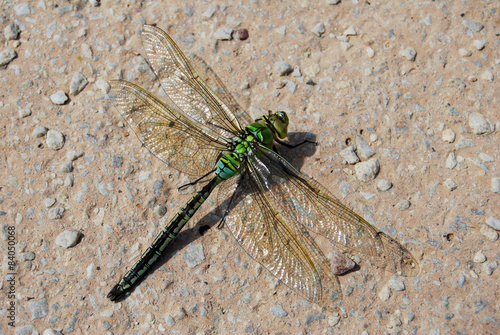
188, 54, 254, 127
256, 146, 420, 277
110, 80, 227, 178
141, 25, 245, 137
216, 168, 342, 304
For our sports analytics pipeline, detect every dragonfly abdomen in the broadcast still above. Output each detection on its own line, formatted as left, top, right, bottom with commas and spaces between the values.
107, 175, 224, 301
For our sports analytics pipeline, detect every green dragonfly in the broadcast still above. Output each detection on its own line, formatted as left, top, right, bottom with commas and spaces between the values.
107, 25, 419, 304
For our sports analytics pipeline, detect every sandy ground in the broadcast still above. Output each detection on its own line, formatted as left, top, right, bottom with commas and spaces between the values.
1, 0, 499, 334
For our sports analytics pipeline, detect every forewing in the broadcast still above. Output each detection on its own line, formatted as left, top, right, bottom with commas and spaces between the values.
110, 81, 227, 178
258, 147, 420, 277
216, 166, 342, 304
141, 25, 245, 138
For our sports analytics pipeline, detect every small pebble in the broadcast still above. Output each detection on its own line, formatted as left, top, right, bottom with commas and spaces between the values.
4, 22, 21, 40
445, 152, 457, 169
46, 130, 65, 150
312, 23, 325, 37
331, 251, 356, 275
81, 43, 93, 59
473, 40, 486, 50
377, 179, 392, 192
237, 29, 249, 40
60, 161, 73, 173
480, 71, 494, 82
378, 285, 391, 301
154, 204, 167, 217
444, 178, 457, 191
455, 137, 475, 150
486, 216, 500, 230
366, 46, 375, 58
473, 251, 486, 263
201, 6, 216, 18
69, 72, 89, 95
67, 150, 84, 161
326, 0, 341, 4
482, 261, 498, 275
492, 178, 500, 194
48, 207, 65, 220
458, 48, 472, 57
396, 200, 411, 211
183, 243, 205, 268
55, 229, 81, 248
356, 135, 376, 159
344, 26, 357, 36
339, 146, 359, 165
270, 305, 288, 317
0, 48, 17, 66
275, 61, 293, 76
19, 108, 32, 118
65, 174, 74, 187
479, 153, 494, 162
354, 158, 380, 182
469, 112, 495, 134
164, 314, 175, 327
481, 225, 499, 242
213, 26, 233, 40
442, 129, 456, 143
462, 20, 484, 32
399, 47, 417, 61
33, 125, 48, 137
44, 198, 56, 208
50, 90, 68, 105
95, 78, 111, 94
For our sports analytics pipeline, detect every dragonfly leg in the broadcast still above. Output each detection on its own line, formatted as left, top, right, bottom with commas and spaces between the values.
178, 168, 216, 191
275, 138, 318, 148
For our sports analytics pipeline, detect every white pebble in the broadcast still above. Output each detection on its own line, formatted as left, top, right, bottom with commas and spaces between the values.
445, 152, 457, 169
50, 90, 68, 105
377, 179, 392, 192
339, 146, 359, 164
458, 48, 472, 57
275, 61, 293, 76
312, 23, 325, 37
378, 285, 391, 301
356, 135, 376, 159
480, 225, 498, 242
33, 125, 48, 137
396, 200, 411, 211
388, 278, 405, 291
492, 178, 500, 194
69, 72, 89, 95
399, 47, 417, 61
486, 216, 500, 230
479, 153, 494, 162
469, 112, 495, 135
366, 46, 375, 58
55, 229, 81, 248
46, 130, 65, 150
473, 251, 486, 263
482, 261, 498, 275
344, 26, 356, 36
66, 150, 84, 161
19, 108, 32, 118
480, 71, 494, 82
213, 26, 233, 40
95, 78, 111, 94
444, 178, 457, 191
354, 158, 380, 182
473, 40, 486, 50
442, 129, 456, 143
0, 48, 17, 66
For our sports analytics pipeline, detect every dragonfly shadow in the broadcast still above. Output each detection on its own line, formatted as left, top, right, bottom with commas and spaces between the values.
116, 131, 320, 300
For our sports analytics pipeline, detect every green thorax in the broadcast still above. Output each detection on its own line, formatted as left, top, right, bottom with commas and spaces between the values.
215, 111, 290, 180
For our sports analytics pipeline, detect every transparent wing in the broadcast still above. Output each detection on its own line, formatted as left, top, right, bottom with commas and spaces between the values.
110, 80, 228, 178
188, 54, 253, 127
141, 25, 246, 138
216, 170, 342, 304
254, 146, 420, 277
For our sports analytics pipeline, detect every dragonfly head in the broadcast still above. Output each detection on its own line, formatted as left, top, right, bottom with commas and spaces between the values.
264, 111, 289, 139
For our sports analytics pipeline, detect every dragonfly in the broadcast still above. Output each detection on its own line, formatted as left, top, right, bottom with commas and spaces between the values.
107, 25, 419, 305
